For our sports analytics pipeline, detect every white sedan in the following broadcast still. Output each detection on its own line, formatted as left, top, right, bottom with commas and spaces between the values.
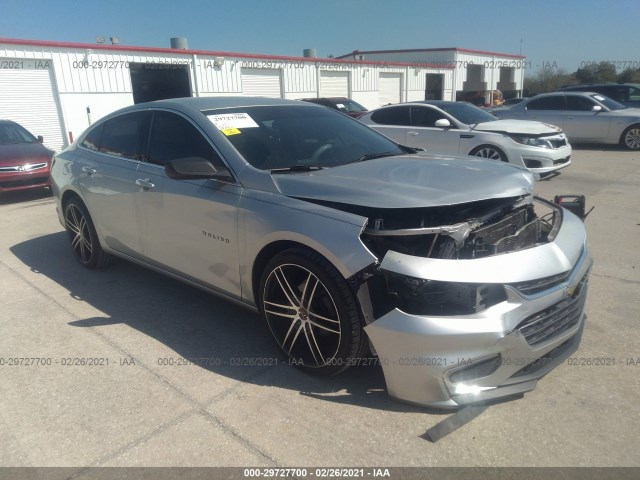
359, 101, 572, 174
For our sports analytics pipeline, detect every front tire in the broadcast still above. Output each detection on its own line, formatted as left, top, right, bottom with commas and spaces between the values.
64, 198, 113, 269
621, 124, 640, 150
259, 248, 366, 376
470, 145, 508, 162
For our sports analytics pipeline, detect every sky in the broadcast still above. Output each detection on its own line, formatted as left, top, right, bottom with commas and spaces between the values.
1, 0, 638, 75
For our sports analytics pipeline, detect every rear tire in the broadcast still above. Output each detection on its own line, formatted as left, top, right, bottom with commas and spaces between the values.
621, 124, 640, 150
258, 248, 366, 376
63, 198, 113, 269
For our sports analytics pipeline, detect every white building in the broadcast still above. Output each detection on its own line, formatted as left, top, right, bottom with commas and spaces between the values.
0, 38, 524, 152
337, 48, 526, 106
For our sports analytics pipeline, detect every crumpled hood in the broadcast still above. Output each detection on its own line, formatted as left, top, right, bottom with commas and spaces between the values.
473, 119, 562, 135
272, 155, 536, 209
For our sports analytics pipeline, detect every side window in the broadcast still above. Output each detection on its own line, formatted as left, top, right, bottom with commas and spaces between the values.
99, 112, 150, 159
526, 96, 565, 110
629, 87, 640, 102
370, 106, 410, 125
565, 95, 597, 111
411, 107, 448, 127
80, 123, 103, 151
147, 111, 222, 167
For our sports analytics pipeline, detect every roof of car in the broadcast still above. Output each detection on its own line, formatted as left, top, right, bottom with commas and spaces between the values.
532, 91, 599, 98
134, 96, 308, 111
561, 83, 640, 89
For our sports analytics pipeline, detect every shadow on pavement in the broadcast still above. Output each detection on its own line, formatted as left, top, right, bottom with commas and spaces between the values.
0, 187, 52, 205
10, 232, 442, 415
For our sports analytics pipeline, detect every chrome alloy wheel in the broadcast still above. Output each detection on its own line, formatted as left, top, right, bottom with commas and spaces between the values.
473, 146, 505, 161
65, 203, 93, 264
263, 264, 342, 367
624, 127, 640, 150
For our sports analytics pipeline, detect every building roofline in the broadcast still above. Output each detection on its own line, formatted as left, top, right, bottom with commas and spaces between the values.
0, 37, 454, 69
336, 47, 526, 59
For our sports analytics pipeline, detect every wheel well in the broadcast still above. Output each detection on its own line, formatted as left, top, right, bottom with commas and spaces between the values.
251, 241, 327, 306
620, 123, 640, 143
61, 190, 82, 210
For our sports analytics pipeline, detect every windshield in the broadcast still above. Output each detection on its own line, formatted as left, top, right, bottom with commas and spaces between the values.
0, 123, 38, 145
335, 99, 367, 113
203, 105, 404, 170
435, 102, 497, 125
591, 94, 626, 111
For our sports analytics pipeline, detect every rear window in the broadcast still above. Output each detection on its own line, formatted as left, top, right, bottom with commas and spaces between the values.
370, 106, 410, 125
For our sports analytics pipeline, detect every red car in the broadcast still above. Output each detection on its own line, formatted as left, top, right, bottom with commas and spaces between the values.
0, 120, 54, 192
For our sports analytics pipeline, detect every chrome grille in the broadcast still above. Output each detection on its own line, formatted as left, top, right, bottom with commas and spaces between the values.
510, 271, 570, 296
0, 162, 48, 173
549, 138, 567, 148
517, 275, 588, 346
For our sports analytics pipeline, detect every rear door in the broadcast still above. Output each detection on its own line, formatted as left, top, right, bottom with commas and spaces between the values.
135, 110, 242, 297
522, 96, 566, 130
367, 106, 410, 144
77, 111, 151, 257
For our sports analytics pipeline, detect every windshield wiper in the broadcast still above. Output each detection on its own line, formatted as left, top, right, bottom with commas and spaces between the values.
270, 165, 324, 173
355, 151, 404, 162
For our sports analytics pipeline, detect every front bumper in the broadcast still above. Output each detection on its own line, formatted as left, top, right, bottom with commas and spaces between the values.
518, 144, 572, 175
0, 166, 50, 192
365, 210, 592, 409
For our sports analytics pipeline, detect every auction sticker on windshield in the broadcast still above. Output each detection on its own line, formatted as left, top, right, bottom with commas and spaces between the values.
207, 113, 259, 130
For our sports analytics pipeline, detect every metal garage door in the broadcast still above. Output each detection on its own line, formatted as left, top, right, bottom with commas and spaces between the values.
379, 73, 403, 106
241, 68, 282, 98
0, 63, 66, 151
320, 71, 350, 97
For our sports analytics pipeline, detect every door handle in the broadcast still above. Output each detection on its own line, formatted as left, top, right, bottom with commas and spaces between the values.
81, 166, 96, 175
135, 178, 155, 189
408, 131, 419, 136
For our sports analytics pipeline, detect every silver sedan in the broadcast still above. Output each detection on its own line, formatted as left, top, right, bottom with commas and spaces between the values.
491, 92, 640, 150
50, 97, 591, 409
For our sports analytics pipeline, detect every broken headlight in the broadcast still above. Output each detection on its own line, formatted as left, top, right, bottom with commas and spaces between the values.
385, 272, 506, 316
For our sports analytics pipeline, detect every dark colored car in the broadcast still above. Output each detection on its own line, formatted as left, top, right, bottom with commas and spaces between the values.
0, 120, 53, 192
559, 83, 640, 108
502, 97, 529, 106
300, 97, 369, 118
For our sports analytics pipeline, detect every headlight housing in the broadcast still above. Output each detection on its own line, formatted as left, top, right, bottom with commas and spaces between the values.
511, 135, 553, 149
385, 272, 506, 315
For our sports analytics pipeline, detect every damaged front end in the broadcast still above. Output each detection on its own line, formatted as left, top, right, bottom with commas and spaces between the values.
348, 195, 592, 409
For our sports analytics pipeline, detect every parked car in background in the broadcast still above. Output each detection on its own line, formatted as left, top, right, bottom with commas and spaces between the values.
0, 120, 53, 192
359, 101, 572, 174
300, 97, 368, 118
559, 83, 640, 108
490, 92, 640, 150
50, 96, 591, 409
502, 97, 529, 106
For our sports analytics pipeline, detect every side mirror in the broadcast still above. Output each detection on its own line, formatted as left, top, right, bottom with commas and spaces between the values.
592, 105, 603, 113
165, 157, 232, 181
37, 135, 44, 143
435, 118, 451, 128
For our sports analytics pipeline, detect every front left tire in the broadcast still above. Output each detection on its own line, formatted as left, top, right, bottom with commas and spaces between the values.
470, 145, 508, 162
258, 248, 367, 376
64, 197, 113, 269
